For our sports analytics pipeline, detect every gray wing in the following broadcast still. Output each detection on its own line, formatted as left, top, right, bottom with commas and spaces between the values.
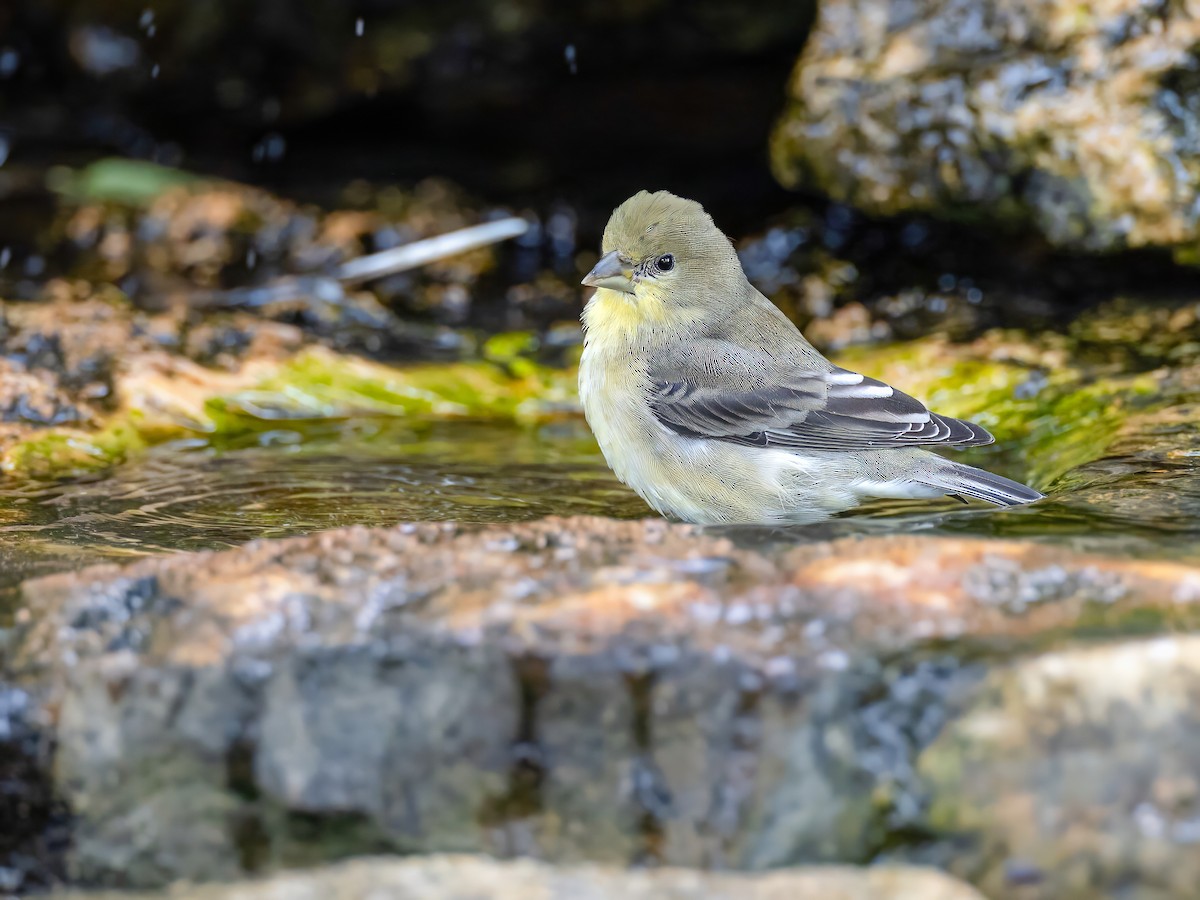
647, 356, 993, 453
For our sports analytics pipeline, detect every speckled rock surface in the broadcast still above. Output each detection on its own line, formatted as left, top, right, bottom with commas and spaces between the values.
6, 518, 1200, 894
923, 636, 1200, 898
48, 854, 984, 900
771, 0, 1200, 257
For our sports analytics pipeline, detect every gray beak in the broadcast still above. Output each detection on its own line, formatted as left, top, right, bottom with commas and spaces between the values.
582, 251, 635, 294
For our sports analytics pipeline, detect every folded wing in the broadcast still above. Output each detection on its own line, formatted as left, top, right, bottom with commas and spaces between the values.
647, 361, 993, 453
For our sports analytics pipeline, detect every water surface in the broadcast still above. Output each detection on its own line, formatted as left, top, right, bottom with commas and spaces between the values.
4, 417, 1198, 618
0, 419, 643, 609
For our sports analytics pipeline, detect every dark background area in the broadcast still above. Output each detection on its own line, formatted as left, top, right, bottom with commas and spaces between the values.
5, 0, 1200, 340
0, 0, 814, 236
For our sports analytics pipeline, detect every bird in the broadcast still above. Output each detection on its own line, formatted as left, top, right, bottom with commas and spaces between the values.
577, 190, 1043, 526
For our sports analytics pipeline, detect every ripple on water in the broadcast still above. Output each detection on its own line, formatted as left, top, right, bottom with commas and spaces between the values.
0, 420, 645, 607
3, 422, 1199, 616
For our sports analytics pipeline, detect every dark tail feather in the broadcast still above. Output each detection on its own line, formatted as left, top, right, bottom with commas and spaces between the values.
925, 460, 1043, 507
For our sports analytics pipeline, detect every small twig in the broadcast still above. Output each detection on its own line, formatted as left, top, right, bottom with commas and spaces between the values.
335, 216, 530, 285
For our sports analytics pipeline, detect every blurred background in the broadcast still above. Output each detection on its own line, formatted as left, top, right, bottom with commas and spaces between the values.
5, 2, 1200, 898
8, 0, 1199, 345
1, 0, 809, 214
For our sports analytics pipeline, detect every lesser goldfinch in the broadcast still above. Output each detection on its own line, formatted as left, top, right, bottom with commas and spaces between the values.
579, 190, 1042, 525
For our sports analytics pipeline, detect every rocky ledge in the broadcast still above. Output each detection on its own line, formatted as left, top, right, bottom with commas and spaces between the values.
4, 517, 1200, 898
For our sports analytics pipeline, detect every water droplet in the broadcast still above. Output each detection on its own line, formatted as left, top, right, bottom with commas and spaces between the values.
546, 207, 577, 260
0, 135, 9, 167
967, 287, 983, 304
564, 44, 577, 75
0, 47, 19, 79
138, 9, 155, 29
355, 17, 364, 36
71, 26, 141, 75
251, 132, 286, 163
246, 248, 257, 269
150, 63, 160, 79
0, 247, 11, 268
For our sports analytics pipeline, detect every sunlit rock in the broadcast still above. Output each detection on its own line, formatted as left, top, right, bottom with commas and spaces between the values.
772, 0, 1200, 259
7, 520, 1200, 891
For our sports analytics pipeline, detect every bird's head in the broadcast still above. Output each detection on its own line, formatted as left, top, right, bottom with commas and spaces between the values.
582, 191, 748, 330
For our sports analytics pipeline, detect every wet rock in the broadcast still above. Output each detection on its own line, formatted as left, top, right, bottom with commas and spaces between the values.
50, 169, 542, 334
0, 685, 68, 892
0, 287, 576, 478
0, 287, 161, 389
771, 0, 1200, 258
0, 359, 89, 428
922, 637, 1200, 899
6, 519, 1200, 891
47, 854, 984, 900
0, 292, 276, 476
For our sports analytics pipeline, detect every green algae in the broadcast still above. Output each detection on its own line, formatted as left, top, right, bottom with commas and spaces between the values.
45, 158, 205, 207
0, 312, 1190, 488
2, 343, 580, 480
3, 419, 150, 480
835, 335, 1167, 490
212, 347, 579, 427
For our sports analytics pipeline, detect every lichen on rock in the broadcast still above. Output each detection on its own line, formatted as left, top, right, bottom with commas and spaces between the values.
771, 0, 1200, 258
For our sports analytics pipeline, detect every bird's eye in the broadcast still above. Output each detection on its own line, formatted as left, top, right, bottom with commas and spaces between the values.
655, 254, 675, 272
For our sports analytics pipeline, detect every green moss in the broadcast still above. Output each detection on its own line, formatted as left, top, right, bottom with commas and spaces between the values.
1172, 244, 1200, 267
211, 348, 578, 429
0, 326, 1179, 484
835, 337, 1164, 489
481, 331, 539, 365
2, 348, 580, 479
3, 420, 148, 480
45, 158, 204, 207
1013, 374, 1159, 487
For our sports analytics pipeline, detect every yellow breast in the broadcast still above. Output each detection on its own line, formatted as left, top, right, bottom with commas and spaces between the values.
580, 298, 647, 467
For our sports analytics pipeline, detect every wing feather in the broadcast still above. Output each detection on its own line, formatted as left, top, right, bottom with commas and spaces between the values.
647, 361, 994, 452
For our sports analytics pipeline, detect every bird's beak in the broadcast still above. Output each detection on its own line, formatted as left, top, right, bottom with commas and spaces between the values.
582, 251, 635, 294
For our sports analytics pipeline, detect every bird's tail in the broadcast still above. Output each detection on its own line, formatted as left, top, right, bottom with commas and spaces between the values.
922, 458, 1043, 507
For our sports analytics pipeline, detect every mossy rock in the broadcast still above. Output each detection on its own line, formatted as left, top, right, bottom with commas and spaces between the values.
2, 344, 578, 480
2, 316, 1192, 488
835, 334, 1166, 490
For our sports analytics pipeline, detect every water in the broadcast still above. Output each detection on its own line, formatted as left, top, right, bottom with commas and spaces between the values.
4, 415, 1199, 617
0, 419, 645, 609
2, 159, 1199, 618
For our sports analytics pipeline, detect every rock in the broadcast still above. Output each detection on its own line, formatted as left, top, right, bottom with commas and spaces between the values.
0, 289, 577, 478
52, 169, 525, 328
0, 358, 90, 436
7, 518, 1200, 893
923, 637, 1200, 899
48, 854, 985, 900
771, 0, 1200, 257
